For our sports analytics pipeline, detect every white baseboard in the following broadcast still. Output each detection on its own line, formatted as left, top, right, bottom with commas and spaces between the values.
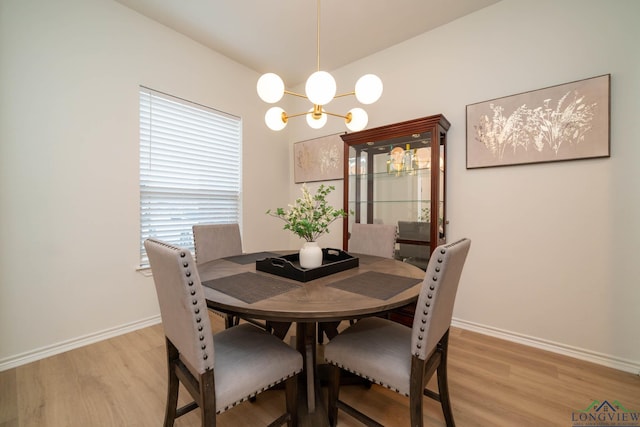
3, 315, 638, 376
0, 315, 162, 372
451, 318, 640, 375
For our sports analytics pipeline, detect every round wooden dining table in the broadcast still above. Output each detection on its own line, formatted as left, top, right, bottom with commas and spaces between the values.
197, 250, 425, 426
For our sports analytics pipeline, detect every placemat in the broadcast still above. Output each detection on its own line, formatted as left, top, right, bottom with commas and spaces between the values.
202, 272, 299, 304
327, 271, 422, 300
223, 252, 280, 265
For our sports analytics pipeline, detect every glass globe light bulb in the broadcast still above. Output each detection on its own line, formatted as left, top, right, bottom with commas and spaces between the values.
355, 74, 383, 105
257, 73, 285, 103
306, 107, 327, 129
305, 71, 337, 106
264, 107, 287, 131
346, 107, 368, 132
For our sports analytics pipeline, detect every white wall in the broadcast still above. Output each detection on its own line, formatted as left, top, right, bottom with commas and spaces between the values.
287, 0, 640, 371
0, 0, 291, 367
2, 0, 639, 373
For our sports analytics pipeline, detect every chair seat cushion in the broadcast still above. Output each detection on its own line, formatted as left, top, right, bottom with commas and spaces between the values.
213, 323, 303, 413
324, 317, 412, 396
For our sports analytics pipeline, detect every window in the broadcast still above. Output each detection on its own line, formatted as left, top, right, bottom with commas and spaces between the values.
139, 87, 242, 266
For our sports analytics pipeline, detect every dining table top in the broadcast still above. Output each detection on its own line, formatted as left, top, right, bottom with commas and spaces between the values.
197, 250, 425, 323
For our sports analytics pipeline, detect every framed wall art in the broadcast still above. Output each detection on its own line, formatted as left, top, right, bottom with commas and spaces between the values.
293, 133, 344, 183
466, 74, 610, 169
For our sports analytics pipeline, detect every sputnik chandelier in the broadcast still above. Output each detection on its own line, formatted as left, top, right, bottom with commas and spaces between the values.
256, 0, 383, 132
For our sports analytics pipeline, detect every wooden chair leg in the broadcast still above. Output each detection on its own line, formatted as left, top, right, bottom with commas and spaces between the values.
319, 321, 340, 342
164, 340, 180, 427
224, 314, 234, 329
409, 356, 426, 427
437, 332, 455, 427
409, 382, 423, 427
285, 375, 298, 427
269, 321, 292, 340
409, 393, 424, 427
199, 370, 216, 427
327, 365, 341, 427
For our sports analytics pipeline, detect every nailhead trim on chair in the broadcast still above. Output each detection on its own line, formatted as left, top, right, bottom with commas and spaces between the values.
412, 245, 451, 357
325, 361, 410, 397
179, 250, 213, 367
216, 371, 302, 414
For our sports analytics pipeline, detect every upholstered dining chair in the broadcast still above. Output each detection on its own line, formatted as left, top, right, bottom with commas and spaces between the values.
323, 238, 471, 427
318, 222, 398, 344
192, 223, 243, 264
145, 238, 303, 427
348, 222, 397, 259
192, 223, 246, 329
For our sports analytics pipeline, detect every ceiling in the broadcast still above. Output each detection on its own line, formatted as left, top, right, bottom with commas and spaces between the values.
115, 0, 500, 86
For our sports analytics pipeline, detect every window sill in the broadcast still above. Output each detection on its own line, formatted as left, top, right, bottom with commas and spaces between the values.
136, 266, 152, 277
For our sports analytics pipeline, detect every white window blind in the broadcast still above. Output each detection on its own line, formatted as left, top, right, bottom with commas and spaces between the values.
139, 87, 242, 266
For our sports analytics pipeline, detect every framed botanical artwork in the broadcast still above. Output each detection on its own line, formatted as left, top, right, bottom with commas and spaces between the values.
293, 133, 344, 183
466, 74, 610, 169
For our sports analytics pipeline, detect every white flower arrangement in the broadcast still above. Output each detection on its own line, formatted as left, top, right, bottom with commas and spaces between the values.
267, 184, 348, 242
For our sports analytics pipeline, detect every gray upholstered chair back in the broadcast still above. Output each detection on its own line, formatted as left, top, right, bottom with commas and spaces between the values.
411, 238, 471, 360
192, 223, 243, 264
348, 223, 397, 258
144, 238, 215, 375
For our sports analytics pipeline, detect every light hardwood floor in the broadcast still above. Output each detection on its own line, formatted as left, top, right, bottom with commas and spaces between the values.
1, 313, 638, 426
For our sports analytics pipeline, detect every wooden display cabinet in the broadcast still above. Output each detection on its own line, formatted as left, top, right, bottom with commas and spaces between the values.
340, 114, 450, 326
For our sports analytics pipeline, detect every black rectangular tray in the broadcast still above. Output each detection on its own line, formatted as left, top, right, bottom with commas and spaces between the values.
255, 248, 359, 282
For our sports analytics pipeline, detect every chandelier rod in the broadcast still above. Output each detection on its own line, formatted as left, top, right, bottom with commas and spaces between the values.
316, 0, 321, 72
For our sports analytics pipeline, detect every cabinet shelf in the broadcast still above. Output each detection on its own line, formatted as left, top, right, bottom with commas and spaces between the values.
348, 200, 432, 204
348, 167, 434, 179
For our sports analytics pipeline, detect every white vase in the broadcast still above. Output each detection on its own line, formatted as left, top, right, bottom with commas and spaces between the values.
299, 241, 323, 269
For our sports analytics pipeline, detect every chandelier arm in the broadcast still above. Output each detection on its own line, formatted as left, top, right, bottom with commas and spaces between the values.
286, 111, 314, 119
284, 90, 308, 99
333, 91, 356, 99
323, 111, 348, 119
